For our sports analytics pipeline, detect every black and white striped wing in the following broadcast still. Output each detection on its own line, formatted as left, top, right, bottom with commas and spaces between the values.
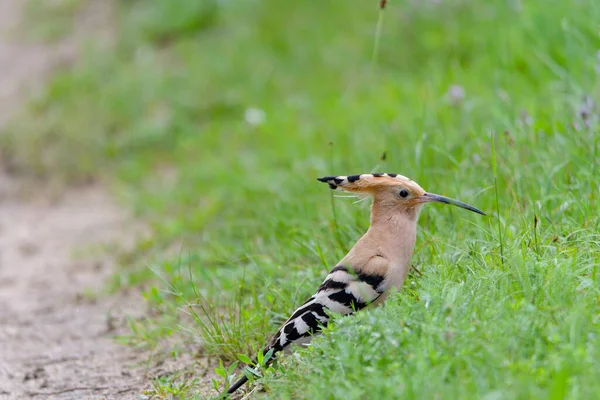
268, 265, 386, 353
226, 263, 389, 394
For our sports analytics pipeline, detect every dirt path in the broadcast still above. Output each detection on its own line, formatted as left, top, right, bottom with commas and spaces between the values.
0, 176, 147, 399
0, 1, 151, 398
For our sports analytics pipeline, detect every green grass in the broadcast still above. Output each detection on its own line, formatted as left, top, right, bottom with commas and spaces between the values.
2, 0, 600, 398
24, 0, 84, 41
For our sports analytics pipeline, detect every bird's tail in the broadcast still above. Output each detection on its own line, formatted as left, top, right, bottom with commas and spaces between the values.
227, 374, 249, 394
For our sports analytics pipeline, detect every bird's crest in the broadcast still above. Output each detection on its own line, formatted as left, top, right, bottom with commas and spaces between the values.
317, 173, 416, 193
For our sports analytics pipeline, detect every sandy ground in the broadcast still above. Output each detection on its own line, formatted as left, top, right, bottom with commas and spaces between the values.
0, 176, 148, 399
0, 1, 159, 398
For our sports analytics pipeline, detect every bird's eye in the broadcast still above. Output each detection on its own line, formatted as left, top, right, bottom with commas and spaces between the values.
399, 189, 410, 198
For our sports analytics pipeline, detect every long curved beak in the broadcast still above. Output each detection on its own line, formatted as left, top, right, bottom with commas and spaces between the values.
421, 192, 486, 216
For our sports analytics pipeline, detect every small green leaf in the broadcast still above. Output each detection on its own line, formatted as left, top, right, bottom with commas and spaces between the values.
238, 353, 252, 364
214, 360, 227, 379
227, 361, 239, 375
214, 367, 226, 379
263, 348, 274, 365
245, 366, 261, 378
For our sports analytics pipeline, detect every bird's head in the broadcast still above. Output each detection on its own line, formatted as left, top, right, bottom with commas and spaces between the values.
317, 173, 485, 218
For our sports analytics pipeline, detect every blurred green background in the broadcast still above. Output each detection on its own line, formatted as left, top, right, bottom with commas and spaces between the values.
2, 0, 600, 398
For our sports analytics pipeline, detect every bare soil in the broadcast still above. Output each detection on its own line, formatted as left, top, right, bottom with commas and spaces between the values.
0, 1, 190, 398
0, 174, 148, 399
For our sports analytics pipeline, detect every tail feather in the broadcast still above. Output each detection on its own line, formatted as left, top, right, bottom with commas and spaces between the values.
225, 264, 361, 395
227, 374, 249, 394
225, 262, 383, 395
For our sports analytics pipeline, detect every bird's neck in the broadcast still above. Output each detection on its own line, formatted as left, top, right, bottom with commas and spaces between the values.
356, 198, 420, 289
368, 197, 419, 252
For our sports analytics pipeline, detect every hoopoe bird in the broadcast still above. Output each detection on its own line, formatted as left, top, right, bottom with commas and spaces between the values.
227, 173, 485, 395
